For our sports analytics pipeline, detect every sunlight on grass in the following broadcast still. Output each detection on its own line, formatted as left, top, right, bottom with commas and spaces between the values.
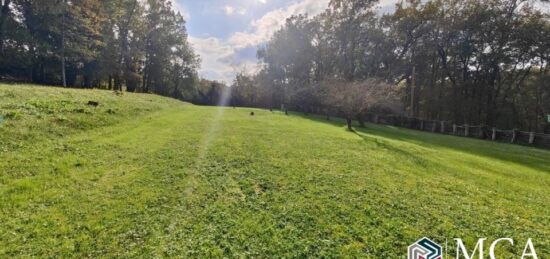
1, 84, 549, 257
196, 84, 232, 161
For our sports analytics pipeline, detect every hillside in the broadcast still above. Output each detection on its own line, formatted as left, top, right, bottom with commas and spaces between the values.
0, 84, 549, 257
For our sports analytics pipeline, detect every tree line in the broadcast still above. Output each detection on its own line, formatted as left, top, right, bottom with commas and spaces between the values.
1, 0, 549, 132
0, 0, 199, 100
230, 0, 550, 133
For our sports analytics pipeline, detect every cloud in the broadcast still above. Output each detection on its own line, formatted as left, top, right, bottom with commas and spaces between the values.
229, 0, 329, 49
224, 5, 235, 15
190, 0, 405, 82
238, 8, 247, 15
224, 5, 247, 16
190, 35, 264, 83
191, 0, 331, 82
189, 36, 237, 82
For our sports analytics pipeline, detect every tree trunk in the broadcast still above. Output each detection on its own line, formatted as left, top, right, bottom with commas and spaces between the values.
84, 75, 90, 88
40, 62, 45, 84
410, 65, 416, 117
0, 0, 11, 54
118, 0, 138, 92
114, 75, 121, 91
346, 118, 353, 131
61, 0, 67, 87
357, 115, 365, 127
142, 64, 148, 93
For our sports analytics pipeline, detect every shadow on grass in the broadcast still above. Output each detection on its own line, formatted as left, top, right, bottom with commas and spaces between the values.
290, 112, 550, 173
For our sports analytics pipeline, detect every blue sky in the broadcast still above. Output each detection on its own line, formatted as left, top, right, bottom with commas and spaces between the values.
171, 0, 399, 83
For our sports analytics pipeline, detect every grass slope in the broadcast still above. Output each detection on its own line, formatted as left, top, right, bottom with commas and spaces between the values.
0, 84, 549, 258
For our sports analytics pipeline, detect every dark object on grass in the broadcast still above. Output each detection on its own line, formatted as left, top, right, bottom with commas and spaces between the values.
87, 101, 99, 107
250, 112, 255, 116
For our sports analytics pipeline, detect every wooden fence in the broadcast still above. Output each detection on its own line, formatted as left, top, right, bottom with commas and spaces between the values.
364, 114, 550, 150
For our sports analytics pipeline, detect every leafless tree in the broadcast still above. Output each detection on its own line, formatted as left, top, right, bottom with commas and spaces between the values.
322, 78, 399, 130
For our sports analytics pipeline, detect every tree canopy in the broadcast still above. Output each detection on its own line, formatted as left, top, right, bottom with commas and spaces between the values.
0, 0, 199, 100
245, 0, 550, 132
1, 0, 549, 132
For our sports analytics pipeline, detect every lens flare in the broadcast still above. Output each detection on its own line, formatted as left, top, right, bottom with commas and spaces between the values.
196, 85, 232, 162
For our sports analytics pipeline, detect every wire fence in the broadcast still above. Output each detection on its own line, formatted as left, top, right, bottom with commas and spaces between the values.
364, 113, 550, 150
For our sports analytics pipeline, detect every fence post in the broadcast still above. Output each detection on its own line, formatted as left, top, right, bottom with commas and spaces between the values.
420, 120, 424, 131
441, 121, 445, 133
492, 128, 497, 141
453, 124, 457, 135
529, 132, 536, 144
511, 128, 518, 143
465, 124, 470, 137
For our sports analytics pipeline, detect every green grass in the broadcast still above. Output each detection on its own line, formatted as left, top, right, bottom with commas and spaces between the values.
0, 84, 549, 258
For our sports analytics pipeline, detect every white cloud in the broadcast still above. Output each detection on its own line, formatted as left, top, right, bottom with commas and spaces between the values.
189, 36, 236, 82
229, 0, 329, 49
238, 8, 247, 15
191, 0, 331, 82
191, 0, 354, 82
190, 36, 263, 83
224, 5, 247, 16
224, 5, 235, 15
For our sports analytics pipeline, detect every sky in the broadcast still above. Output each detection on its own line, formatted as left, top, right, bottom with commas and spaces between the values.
171, 0, 550, 84
172, 0, 400, 84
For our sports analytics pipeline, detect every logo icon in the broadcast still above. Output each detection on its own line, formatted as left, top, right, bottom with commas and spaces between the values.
408, 237, 443, 259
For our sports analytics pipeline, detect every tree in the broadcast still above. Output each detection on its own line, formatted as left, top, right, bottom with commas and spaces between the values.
143, 0, 198, 97
323, 78, 399, 130
1, 0, 198, 99
60, 0, 66, 87
0, 0, 12, 54
254, 0, 550, 132
257, 15, 316, 110
231, 72, 257, 107
194, 79, 229, 106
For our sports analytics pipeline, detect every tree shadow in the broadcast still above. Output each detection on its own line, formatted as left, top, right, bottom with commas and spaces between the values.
291, 112, 550, 173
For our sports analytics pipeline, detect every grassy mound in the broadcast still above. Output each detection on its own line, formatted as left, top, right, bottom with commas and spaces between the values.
0, 84, 549, 257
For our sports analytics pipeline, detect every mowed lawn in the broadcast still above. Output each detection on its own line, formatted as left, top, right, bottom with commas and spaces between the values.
0, 84, 549, 258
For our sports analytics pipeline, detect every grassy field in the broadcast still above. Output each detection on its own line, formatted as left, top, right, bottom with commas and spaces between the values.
0, 84, 549, 258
